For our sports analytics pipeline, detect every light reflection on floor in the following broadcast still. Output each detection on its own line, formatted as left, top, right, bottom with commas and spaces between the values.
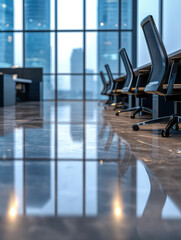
0, 101, 180, 239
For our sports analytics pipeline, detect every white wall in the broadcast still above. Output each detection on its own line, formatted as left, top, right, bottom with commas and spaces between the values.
137, 0, 160, 67
163, 0, 181, 54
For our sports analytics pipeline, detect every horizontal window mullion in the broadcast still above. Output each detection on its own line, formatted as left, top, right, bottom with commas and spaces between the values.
43, 73, 120, 76
0, 29, 133, 33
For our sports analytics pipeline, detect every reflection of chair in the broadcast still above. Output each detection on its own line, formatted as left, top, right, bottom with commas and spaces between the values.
116, 48, 152, 118
137, 162, 167, 239
133, 15, 181, 137
102, 110, 135, 169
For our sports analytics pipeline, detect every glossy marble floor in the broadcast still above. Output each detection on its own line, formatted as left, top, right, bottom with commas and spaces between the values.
0, 101, 181, 240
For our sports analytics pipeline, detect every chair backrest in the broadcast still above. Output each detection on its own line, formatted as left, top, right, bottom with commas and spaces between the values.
100, 71, 107, 86
105, 64, 114, 88
141, 15, 169, 94
120, 48, 134, 92
100, 71, 107, 93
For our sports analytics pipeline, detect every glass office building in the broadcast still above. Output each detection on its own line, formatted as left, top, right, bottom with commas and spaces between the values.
0, 0, 135, 100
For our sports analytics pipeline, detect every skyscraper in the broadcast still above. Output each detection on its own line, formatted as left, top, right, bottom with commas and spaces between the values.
0, 1, 13, 67
98, 0, 119, 97
97, 0, 132, 94
25, 0, 51, 73
98, 0, 119, 70
0, 0, 51, 72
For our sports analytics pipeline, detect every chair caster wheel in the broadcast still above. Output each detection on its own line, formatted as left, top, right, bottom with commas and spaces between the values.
104, 106, 107, 110
173, 124, 179, 131
161, 130, 169, 137
131, 115, 135, 119
133, 124, 139, 131
116, 112, 119, 116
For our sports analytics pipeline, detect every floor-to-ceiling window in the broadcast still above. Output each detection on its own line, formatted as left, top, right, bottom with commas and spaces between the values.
137, 0, 162, 67
0, 0, 136, 100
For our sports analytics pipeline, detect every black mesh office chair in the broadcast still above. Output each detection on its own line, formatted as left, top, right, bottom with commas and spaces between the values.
105, 64, 115, 95
100, 71, 108, 95
116, 48, 152, 118
133, 15, 181, 137
104, 64, 126, 109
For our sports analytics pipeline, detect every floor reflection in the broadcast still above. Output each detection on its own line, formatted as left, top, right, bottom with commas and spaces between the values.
0, 101, 180, 239
0, 157, 180, 221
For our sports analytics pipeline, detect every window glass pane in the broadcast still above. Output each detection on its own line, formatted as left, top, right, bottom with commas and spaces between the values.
25, 33, 55, 73
120, 32, 132, 74
86, 32, 118, 74
57, 75, 83, 100
25, 0, 54, 30
0, 33, 23, 68
58, 0, 83, 29
43, 75, 55, 100
137, 0, 160, 67
86, 75, 98, 100
86, 0, 118, 29
86, 74, 119, 100
86, 33, 97, 74
163, 0, 181, 54
0, 0, 23, 30
58, 33, 83, 74
121, 0, 133, 29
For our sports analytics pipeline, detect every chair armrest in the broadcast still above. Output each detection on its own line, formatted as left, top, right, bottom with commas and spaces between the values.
114, 75, 125, 82
170, 55, 181, 62
136, 69, 150, 77
138, 69, 150, 74
134, 74, 142, 94
167, 61, 179, 95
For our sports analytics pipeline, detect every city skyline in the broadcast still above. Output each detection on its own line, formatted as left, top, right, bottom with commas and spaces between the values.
0, 0, 133, 100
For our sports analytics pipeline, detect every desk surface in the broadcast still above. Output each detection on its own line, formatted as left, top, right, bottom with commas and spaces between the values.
14, 78, 32, 84
131, 84, 181, 92
114, 49, 181, 82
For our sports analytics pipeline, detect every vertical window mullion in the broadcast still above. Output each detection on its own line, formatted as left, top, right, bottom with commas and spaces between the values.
55, 0, 58, 100
23, 0, 25, 67
83, 0, 86, 100
132, 0, 137, 68
119, 0, 121, 75
159, 0, 163, 38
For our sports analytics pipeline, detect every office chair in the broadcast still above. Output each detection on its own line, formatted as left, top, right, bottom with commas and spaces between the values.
133, 15, 181, 137
116, 48, 152, 118
104, 64, 116, 96
104, 64, 126, 110
100, 71, 108, 96
99, 70, 117, 108
100, 71, 111, 105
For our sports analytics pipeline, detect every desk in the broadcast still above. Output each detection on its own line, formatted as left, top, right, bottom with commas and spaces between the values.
163, 84, 181, 89
114, 49, 181, 117
0, 74, 16, 107
132, 84, 181, 91
14, 78, 32, 84
0, 68, 42, 101
114, 49, 181, 84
